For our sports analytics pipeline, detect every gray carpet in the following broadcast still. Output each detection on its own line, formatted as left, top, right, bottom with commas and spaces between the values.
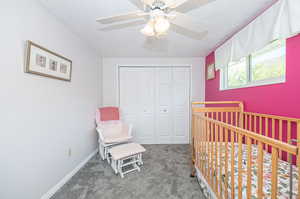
51, 145, 205, 199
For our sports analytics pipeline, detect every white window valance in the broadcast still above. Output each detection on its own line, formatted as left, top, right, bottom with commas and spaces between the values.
215, 0, 300, 70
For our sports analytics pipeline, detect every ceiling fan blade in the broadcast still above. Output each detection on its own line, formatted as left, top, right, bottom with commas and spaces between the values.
98, 20, 146, 32
161, 0, 174, 4
96, 11, 145, 24
163, 0, 189, 9
175, 0, 216, 13
170, 23, 207, 40
142, 0, 155, 6
170, 11, 207, 32
128, 0, 145, 10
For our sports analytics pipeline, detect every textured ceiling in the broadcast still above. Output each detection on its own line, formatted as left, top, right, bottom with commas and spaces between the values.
39, 0, 277, 57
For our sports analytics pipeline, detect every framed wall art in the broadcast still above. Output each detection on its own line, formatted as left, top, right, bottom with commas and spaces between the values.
207, 63, 215, 80
25, 41, 72, 81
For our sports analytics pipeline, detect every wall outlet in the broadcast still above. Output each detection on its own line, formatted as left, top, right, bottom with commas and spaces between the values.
68, 148, 72, 157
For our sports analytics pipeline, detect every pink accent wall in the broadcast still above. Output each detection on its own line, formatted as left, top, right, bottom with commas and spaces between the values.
205, 34, 300, 119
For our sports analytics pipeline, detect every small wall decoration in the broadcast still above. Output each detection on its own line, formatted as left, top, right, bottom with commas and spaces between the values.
207, 63, 215, 80
25, 41, 72, 81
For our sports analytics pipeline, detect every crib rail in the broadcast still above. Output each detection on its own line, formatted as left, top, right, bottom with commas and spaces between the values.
191, 101, 300, 199
243, 112, 300, 162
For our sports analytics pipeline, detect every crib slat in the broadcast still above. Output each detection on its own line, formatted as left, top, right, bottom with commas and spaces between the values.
225, 127, 229, 199
265, 118, 269, 151
202, 117, 205, 178
272, 119, 275, 139
205, 119, 208, 157
194, 116, 197, 168
287, 121, 291, 163
197, 116, 201, 169
196, 116, 199, 169
215, 112, 220, 194
198, 116, 201, 169
219, 125, 224, 198
297, 121, 300, 199
279, 120, 282, 159
205, 118, 209, 179
249, 114, 252, 132
246, 137, 252, 199
196, 117, 202, 170
199, 117, 202, 169
238, 133, 243, 199
221, 111, 224, 122
226, 112, 228, 125
200, 117, 203, 170
271, 148, 278, 199
225, 112, 229, 199
239, 110, 244, 129
204, 118, 208, 179
254, 116, 257, 144
215, 123, 219, 192
208, 120, 211, 184
254, 115, 257, 132
203, 116, 206, 176
207, 117, 210, 180
236, 113, 239, 142
212, 121, 216, 191
257, 142, 264, 199
231, 131, 235, 199
210, 121, 214, 187
259, 116, 262, 136
272, 118, 275, 159
245, 114, 248, 130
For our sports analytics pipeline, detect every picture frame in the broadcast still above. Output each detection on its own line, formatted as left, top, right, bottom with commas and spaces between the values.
207, 63, 215, 80
25, 41, 72, 81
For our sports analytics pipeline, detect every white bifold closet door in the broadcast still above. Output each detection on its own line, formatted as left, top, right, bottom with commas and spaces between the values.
119, 67, 190, 144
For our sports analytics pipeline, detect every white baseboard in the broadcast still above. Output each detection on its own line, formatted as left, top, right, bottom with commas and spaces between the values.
41, 149, 98, 199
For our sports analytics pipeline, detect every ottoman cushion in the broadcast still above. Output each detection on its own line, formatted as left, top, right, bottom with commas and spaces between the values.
109, 143, 146, 160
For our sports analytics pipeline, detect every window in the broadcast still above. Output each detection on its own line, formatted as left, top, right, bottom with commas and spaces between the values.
227, 57, 248, 88
221, 40, 286, 90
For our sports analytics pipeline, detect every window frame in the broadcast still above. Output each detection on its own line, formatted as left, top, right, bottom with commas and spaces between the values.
220, 41, 286, 91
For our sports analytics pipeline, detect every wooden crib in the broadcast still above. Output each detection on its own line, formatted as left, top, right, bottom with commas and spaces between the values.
191, 101, 300, 199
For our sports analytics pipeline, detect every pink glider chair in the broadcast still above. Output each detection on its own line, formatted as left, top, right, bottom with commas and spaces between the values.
96, 107, 132, 160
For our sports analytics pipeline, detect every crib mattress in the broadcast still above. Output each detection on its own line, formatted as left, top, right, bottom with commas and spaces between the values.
197, 143, 299, 199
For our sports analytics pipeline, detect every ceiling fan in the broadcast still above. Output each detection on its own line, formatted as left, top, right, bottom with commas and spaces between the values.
96, 0, 213, 39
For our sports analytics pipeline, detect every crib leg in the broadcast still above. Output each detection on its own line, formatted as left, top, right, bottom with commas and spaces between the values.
190, 159, 196, 178
190, 137, 196, 178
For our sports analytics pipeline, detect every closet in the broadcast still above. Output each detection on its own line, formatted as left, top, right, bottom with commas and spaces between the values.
119, 66, 190, 144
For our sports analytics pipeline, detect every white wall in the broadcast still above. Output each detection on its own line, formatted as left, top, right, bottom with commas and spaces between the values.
102, 57, 205, 106
0, 1, 101, 199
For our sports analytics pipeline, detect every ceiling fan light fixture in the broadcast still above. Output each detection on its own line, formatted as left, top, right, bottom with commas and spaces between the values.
154, 16, 170, 34
141, 21, 155, 37
97, 0, 211, 40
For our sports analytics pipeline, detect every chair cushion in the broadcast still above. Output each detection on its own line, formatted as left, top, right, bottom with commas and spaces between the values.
101, 123, 122, 137
99, 107, 120, 121
99, 123, 131, 144
109, 143, 146, 160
